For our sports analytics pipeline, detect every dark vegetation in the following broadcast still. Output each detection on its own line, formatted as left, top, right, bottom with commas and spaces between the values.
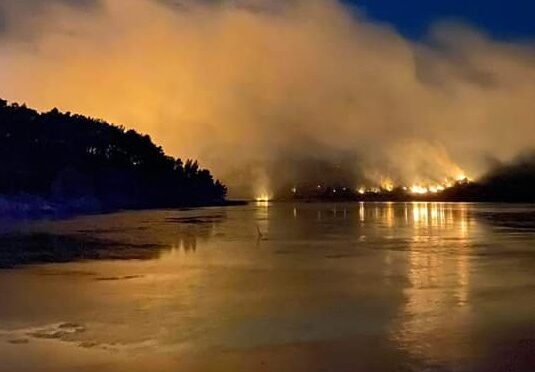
414, 152, 535, 203
0, 98, 227, 215
442, 152, 535, 202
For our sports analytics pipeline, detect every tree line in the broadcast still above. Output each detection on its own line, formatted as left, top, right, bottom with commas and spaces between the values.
0, 99, 227, 210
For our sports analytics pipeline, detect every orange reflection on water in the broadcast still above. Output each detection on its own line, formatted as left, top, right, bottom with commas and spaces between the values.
255, 200, 270, 236
356, 202, 464, 230
358, 202, 365, 222
391, 203, 476, 365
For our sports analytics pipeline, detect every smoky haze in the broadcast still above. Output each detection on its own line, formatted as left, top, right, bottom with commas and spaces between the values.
0, 0, 534, 197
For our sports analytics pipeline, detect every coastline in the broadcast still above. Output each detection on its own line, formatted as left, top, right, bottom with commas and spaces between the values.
0, 194, 248, 221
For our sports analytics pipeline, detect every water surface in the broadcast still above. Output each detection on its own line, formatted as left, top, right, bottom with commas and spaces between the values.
1, 202, 534, 371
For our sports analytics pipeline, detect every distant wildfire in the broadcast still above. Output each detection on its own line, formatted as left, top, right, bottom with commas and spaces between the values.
256, 175, 471, 202
0, 0, 534, 198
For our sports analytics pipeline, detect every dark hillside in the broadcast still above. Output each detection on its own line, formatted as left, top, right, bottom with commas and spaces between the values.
0, 99, 226, 213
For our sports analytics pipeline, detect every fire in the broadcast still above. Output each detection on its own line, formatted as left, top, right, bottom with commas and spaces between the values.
381, 178, 394, 192
410, 185, 429, 194
255, 194, 271, 202
356, 178, 464, 196
287, 170, 472, 200
407, 175, 470, 195
409, 180, 460, 195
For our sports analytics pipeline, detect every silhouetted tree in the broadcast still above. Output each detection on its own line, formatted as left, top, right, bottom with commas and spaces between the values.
0, 99, 227, 210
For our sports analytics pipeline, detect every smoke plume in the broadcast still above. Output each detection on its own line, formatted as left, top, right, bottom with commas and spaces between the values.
1, 0, 534, 197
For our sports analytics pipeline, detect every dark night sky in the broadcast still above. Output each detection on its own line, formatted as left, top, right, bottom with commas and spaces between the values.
342, 0, 535, 40
1, 1, 534, 41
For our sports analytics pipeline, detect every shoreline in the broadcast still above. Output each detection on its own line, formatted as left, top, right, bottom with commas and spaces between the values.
0, 194, 248, 221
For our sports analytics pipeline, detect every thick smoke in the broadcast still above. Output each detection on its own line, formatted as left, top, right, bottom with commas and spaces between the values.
0, 0, 534, 197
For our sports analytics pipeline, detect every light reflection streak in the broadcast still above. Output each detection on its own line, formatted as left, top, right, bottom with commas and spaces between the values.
350, 202, 476, 362
255, 199, 270, 235
355, 202, 453, 229
384, 202, 394, 228
390, 203, 476, 364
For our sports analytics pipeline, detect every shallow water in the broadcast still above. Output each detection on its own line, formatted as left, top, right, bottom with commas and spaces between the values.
0, 202, 534, 371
